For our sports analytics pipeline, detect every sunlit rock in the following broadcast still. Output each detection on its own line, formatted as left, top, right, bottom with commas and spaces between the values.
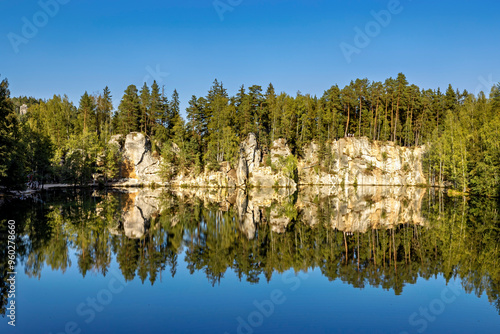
110, 132, 162, 185
298, 137, 425, 186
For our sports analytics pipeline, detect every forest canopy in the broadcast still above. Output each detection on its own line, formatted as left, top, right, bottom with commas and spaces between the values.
1, 73, 499, 195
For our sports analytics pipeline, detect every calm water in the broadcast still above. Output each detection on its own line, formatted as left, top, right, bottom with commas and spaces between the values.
0, 187, 499, 334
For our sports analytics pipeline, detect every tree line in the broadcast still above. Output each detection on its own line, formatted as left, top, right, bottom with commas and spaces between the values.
1, 74, 499, 195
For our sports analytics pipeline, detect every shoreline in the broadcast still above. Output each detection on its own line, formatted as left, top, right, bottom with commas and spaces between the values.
1, 182, 441, 197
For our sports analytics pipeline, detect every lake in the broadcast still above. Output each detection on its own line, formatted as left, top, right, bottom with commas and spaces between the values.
0, 186, 499, 334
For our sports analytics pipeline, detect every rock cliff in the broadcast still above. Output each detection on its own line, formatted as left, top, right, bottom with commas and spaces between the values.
111, 132, 425, 188
170, 133, 296, 189
299, 137, 425, 186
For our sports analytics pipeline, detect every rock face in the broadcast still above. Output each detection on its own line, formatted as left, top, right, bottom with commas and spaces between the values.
270, 138, 292, 164
172, 134, 425, 188
171, 133, 296, 189
110, 132, 162, 185
241, 134, 296, 189
299, 137, 426, 186
110, 132, 425, 188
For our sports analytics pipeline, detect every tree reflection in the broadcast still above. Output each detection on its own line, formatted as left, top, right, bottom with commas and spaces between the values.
0, 187, 498, 316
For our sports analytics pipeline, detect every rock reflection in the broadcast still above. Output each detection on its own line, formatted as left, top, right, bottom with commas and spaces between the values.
105, 189, 163, 239
297, 186, 426, 232
170, 186, 426, 239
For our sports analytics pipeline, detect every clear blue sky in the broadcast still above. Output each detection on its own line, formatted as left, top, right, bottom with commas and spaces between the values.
1, 0, 499, 114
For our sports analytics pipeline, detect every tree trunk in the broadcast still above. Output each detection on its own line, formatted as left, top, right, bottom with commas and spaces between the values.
345, 104, 350, 137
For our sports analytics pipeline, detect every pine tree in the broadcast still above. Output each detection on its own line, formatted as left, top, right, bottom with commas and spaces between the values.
444, 84, 458, 112
235, 85, 253, 138
96, 86, 112, 141
168, 89, 181, 138
341, 82, 356, 137
186, 95, 208, 169
393, 73, 409, 143
353, 78, 369, 137
0, 77, 26, 187
149, 81, 161, 138
368, 81, 383, 140
116, 85, 141, 134
140, 83, 151, 135
264, 83, 280, 144
249, 85, 264, 141
78, 91, 96, 134
321, 85, 343, 141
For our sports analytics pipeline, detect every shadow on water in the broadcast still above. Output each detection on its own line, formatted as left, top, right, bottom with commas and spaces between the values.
0, 186, 499, 316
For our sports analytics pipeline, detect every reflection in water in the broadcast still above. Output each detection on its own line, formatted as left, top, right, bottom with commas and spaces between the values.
1, 187, 499, 316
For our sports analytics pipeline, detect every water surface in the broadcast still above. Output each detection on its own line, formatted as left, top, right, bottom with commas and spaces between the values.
0, 187, 499, 333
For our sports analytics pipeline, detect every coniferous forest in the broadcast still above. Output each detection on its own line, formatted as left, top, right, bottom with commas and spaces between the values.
1, 73, 500, 196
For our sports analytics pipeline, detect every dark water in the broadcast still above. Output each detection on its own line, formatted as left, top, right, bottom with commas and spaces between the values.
0, 187, 499, 334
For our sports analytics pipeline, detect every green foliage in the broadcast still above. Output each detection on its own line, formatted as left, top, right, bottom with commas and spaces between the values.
364, 161, 376, 175
313, 165, 320, 175
102, 143, 122, 182
159, 142, 178, 181
2, 73, 500, 195
0, 78, 57, 188
115, 85, 141, 134
428, 93, 500, 196
264, 154, 272, 167
282, 154, 298, 183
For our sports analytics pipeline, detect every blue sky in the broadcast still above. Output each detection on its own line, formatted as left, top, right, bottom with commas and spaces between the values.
1, 0, 500, 114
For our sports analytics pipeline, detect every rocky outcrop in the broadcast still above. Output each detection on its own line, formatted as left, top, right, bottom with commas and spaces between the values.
110, 132, 162, 185
109, 132, 425, 188
238, 132, 261, 185
171, 135, 425, 188
244, 135, 296, 189
169, 165, 238, 188
270, 138, 292, 164
170, 133, 296, 189
299, 137, 425, 186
